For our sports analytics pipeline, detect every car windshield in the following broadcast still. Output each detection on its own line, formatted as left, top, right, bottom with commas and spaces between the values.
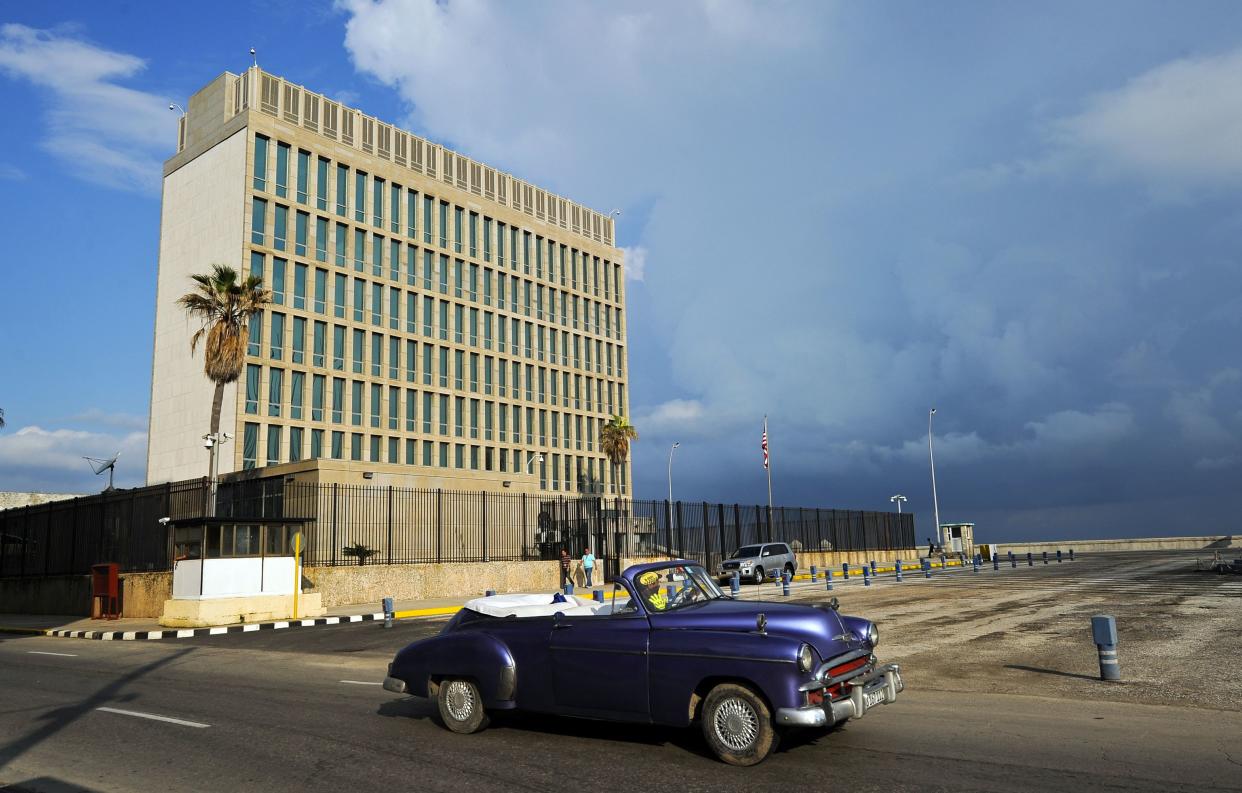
732, 545, 762, 559
632, 564, 725, 612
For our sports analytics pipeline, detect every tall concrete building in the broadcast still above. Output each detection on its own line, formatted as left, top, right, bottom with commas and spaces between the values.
148, 68, 630, 496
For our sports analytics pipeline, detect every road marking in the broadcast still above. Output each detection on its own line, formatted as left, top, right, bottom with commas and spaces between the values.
339, 680, 382, 686
96, 707, 210, 728
28, 651, 78, 657
208, 627, 227, 635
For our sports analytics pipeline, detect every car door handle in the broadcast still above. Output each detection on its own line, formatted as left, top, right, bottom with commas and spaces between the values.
553, 623, 573, 630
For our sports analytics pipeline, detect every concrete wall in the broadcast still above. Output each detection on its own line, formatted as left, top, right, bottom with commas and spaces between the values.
0, 492, 81, 511
993, 535, 1237, 555
0, 571, 171, 618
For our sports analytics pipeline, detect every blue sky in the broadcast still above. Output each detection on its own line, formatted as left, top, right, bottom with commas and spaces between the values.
1, 1, 1240, 542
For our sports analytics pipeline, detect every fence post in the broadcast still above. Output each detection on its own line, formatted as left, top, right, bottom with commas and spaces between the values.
676, 501, 685, 559
437, 489, 444, 563
664, 500, 673, 558
718, 503, 727, 558
330, 483, 339, 566
703, 501, 713, 569
387, 486, 394, 565
481, 492, 488, 562
734, 504, 742, 548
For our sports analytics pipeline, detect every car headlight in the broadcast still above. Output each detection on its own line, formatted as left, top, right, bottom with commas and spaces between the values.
797, 643, 813, 673
867, 623, 879, 647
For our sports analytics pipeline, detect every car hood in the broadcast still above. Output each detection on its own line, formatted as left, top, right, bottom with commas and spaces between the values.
649, 597, 864, 659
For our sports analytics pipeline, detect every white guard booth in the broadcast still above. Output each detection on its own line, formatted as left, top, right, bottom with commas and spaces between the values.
161, 518, 324, 627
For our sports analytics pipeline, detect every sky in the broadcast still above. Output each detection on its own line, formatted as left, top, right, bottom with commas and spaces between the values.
0, 1, 1240, 543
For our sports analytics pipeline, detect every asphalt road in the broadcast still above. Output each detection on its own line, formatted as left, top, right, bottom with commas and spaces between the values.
1, 551, 1240, 792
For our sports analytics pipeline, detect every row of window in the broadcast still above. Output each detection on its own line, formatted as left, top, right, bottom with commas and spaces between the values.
248, 249, 624, 348
244, 365, 621, 446
240, 421, 628, 494
252, 134, 622, 302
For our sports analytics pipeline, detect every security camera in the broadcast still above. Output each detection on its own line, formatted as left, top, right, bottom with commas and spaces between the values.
222, 432, 234, 442
158, 517, 171, 526
203, 437, 215, 449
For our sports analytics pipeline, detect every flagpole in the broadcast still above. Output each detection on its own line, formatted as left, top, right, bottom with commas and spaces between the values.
764, 415, 773, 539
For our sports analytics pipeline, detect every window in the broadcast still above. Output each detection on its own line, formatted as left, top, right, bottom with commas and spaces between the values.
336, 165, 348, 216
251, 198, 267, 245
423, 195, 433, 244
423, 392, 433, 433
439, 201, 448, 248
335, 222, 347, 266
483, 217, 492, 262
333, 273, 346, 318
243, 423, 259, 469
422, 344, 433, 386
272, 258, 286, 305
268, 367, 283, 416
311, 429, 323, 459
454, 206, 463, 253
373, 176, 385, 227
371, 282, 383, 326
252, 135, 268, 191
439, 395, 449, 434
292, 316, 305, 364
312, 373, 325, 421
275, 142, 289, 198
332, 378, 345, 424
372, 232, 384, 276
313, 321, 326, 367
293, 263, 307, 310
296, 149, 310, 204
316, 157, 329, 210
371, 332, 382, 377
352, 328, 365, 373
333, 326, 345, 371
406, 292, 416, 334
273, 204, 287, 250
332, 430, 344, 459
315, 217, 328, 262
295, 211, 308, 257
270, 312, 285, 360
438, 346, 449, 388
389, 386, 399, 430
354, 228, 365, 272
405, 339, 416, 381
314, 269, 327, 314
353, 279, 365, 322
354, 171, 367, 222
352, 433, 363, 461
370, 383, 381, 428
290, 371, 304, 420
407, 189, 418, 238
469, 212, 478, 258
245, 364, 260, 414
247, 312, 262, 357
405, 389, 416, 431
351, 381, 363, 426
289, 426, 303, 462
422, 295, 433, 337
390, 183, 401, 234
389, 335, 400, 379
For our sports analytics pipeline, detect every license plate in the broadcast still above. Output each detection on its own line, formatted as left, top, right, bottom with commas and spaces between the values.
863, 688, 886, 710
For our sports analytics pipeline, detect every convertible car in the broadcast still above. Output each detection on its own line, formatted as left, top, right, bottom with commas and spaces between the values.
383, 560, 903, 765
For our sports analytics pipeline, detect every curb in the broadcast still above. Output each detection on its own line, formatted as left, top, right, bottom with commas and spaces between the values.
2, 612, 401, 641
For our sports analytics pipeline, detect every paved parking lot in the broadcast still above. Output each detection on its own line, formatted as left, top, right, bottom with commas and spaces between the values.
1, 550, 1239, 792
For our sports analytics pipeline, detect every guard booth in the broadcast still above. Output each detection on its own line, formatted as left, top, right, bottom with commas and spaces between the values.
160, 517, 324, 627
940, 522, 976, 557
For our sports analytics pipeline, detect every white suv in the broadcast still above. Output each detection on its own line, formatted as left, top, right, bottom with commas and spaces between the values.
718, 543, 797, 584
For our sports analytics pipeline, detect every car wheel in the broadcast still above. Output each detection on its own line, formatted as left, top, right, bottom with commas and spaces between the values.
784, 562, 795, 576
754, 566, 764, 584
701, 683, 777, 766
437, 677, 489, 734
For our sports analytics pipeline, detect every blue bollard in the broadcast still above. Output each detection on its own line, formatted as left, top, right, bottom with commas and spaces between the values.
593, 589, 605, 603
781, 571, 791, 596
842, 562, 850, 580
1009, 551, 1016, 569
810, 565, 818, 583
895, 560, 903, 582
730, 572, 740, 597
485, 589, 496, 597
1091, 615, 1121, 681
826, 575, 834, 591
939, 554, 946, 570
565, 582, 575, 595
382, 596, 394, 629
992, 553, 999, 571
1043, 551, 1049, 565
1070, 548, 1075, 562
1027, 552, 1034, 567
923, 558, 931, 579
862, 567, 871, 587
972, 554, 980, 573
1056, 549, 1063, 563
870, 560, 877, 576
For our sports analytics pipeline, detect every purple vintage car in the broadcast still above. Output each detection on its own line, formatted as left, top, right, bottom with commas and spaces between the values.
383, 560, 903, 765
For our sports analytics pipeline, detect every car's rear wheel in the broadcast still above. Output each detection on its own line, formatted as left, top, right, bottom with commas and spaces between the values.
701, 683, 777, 766
437, 677, 489, 734
753, 566, 764, 584
784, 562, 795, 576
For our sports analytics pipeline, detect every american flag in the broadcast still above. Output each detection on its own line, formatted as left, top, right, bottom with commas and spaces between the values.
762, 420, 769, 470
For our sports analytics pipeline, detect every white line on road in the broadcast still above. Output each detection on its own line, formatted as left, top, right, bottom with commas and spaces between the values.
96, 707, 210, 728
339, 680, 382, 686
28, 651, 78, 657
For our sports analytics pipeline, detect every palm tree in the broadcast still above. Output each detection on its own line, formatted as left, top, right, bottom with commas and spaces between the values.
178, 264, 270, 490
0, 407, 5, 430
599, 415, 638, 496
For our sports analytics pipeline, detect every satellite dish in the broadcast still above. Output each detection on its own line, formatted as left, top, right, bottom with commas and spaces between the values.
84, 453, 120, 492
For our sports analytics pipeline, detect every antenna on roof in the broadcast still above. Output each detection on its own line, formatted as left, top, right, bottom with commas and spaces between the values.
84, 453, 120, 492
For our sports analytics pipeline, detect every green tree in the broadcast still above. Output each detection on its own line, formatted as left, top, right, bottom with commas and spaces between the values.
599, 415, 638, 496
178, 264, 271, 483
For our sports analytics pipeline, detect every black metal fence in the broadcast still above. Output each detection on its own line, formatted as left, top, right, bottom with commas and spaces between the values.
0, 474, 915, 579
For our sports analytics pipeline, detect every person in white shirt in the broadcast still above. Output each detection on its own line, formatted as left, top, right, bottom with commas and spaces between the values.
581, 547, 596, 587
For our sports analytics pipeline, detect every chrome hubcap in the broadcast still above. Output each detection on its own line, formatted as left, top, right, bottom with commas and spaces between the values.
714, 697, 759, 751
445, 680, 475, 722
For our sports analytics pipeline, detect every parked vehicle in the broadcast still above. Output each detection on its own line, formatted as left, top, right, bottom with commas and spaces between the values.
383, 560, 903, 765
718, 542, 797, 584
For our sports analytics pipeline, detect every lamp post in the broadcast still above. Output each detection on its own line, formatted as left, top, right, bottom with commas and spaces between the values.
525, 452, 544, 473
202, 432, 232, 517
668, 442, 680, 537
928, 408, 941, 552
890, 494, 907, 514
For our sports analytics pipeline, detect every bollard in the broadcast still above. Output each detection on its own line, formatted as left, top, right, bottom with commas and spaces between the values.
1057, 549, 1063, 563
842, 562, 850, 580
1009, 551, 1016, 569
862, 567, 871, 587
781, 571, 791, 596
810, 565, 818, 583
1043, 551, 1049, 565
730, 572, 740, 597
1027, 552, 1034, 567
939, 554, 946, 570
382, 596, 394, 629
923, 558, 931, 579
1070, 548, 1075, 561
593, 589, 605, 603
895, 560, 903, 582
826, 576, 834, 591
1091, 615, 1121, 681
565, 582, 575, 595
972, 554, 980, 573
870, 560, 877, 576
485, 589, 496, 597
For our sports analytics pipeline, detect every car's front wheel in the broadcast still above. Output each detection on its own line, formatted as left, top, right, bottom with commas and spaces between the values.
753, 565, 764, 584
436, 677, 489, 734
701, 683, 778, 766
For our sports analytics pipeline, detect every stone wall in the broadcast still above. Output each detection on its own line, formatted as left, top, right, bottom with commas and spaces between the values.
0, 571, 171, 618
992, 535, 1237, 556
0, 492, 81, 511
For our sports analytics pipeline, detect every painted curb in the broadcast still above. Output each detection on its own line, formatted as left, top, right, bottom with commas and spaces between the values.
2, 612, 401, 641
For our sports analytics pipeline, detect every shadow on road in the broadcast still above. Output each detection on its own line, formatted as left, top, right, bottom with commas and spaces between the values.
0, 776, 102, 792
0, 647, 195, 771
1004, 664, 1099, 681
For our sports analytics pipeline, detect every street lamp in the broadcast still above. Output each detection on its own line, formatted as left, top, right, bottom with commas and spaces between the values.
202, 431, 232, 516
667, 442, 680, 505
928, 408, 941, 551
168, 103, 186, 115
525, 452, 544, 473
890, 494, 907, 514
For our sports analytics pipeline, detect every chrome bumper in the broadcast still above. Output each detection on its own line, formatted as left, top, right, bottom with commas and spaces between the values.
775, 664, 903, 728
383, 676, 408, 694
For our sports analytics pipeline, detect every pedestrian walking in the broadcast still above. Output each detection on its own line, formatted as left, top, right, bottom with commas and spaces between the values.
582, 547, 596, 588
559, 547, 572, 589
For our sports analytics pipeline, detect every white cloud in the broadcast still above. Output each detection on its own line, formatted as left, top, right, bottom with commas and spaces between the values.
1165, 368, 1241, 446
1194, 455, 1237, 471
0, 163, 25, 180
0, 424, 147, 492
622, 246, 648, 282
65, 409, 149, 432
636, 399, 705, 435
1052, 47, 1242, 186
0, 24, 177, 193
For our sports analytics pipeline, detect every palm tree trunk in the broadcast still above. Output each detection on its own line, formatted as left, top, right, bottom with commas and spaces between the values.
207, 381, 224, 516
